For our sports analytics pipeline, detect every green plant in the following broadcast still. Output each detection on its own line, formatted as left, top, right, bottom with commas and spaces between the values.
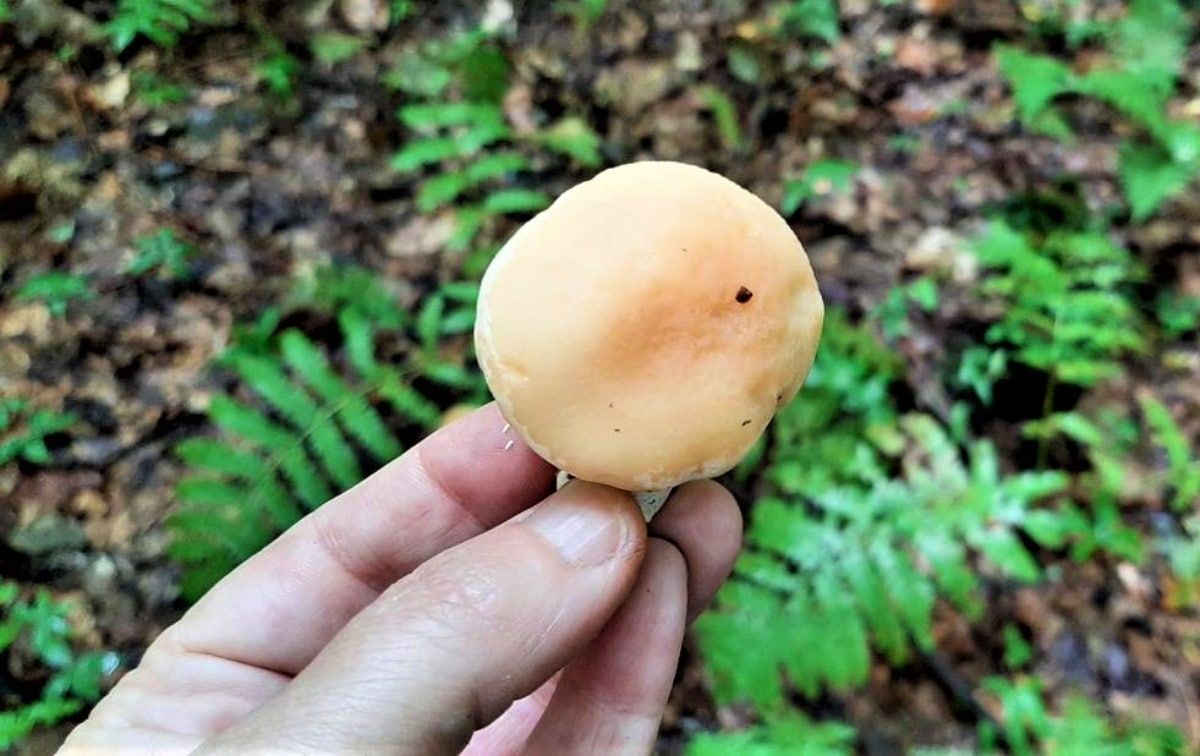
687, 710, 856, 755
393, 101, 546, 214
1155, 290, 1200, 339
310, 32, 368, 66
1022, 409, 1144, 563
385, 27, 603, 256
126, 228, 195, 279
954, 346, 1008, 406
1161, 513, 1200, 611
15, 271, 93, 317
0, 582, 119, 749
131, 71, 189, 107
694, 85, 745, 153
781, 159, 857, 215
979, 677, 1185, 755
0, 1, 11, 24
773, 0, 841, 43
255, 40, 299, 98
0, 398, 76, 466
969, 221, 1146, 389
390, 0, 412, 24
105, 0, 216, 52
874, 277, 939, 341
996, 0, 1197, 218
1140, 394, 1200, 511
170, 265, 485, 600
696, 310, 1078, 704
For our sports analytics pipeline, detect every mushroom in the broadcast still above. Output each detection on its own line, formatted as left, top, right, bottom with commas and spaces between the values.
474, 160, 824, 518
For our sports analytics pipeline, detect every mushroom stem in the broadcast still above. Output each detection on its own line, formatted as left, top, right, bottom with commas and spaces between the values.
633, 488, 673, 521
555, 471, 672, 522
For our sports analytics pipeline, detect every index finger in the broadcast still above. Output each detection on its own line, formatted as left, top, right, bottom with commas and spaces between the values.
162, 404, 555, 675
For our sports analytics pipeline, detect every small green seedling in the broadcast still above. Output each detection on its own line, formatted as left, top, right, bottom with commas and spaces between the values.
15, 272, 92, 317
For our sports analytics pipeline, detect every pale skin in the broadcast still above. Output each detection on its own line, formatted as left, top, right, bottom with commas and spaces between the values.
62, 404, 743, 754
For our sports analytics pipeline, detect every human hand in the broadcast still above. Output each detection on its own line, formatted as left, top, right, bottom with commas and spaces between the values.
62, 405, 743, 754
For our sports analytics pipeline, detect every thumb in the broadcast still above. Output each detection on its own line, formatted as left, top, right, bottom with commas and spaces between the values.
197, 481, 647, 755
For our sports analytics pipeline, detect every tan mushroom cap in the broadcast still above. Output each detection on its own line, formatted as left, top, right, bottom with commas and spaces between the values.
475, 160, 825, 491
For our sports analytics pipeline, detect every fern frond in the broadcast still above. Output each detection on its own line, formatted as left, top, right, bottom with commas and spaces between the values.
1110, 0, 1186, 96
698, 310, 1084, 707
1119, 141, 1197, 221
105, 0, 215, 52
687, 709, 856, 756
994, 45, 1072, 124
170, 295, 447, 600
1075, 70, 1168, 131
209, 395, 332, 508
0, 697, 83, 750
390, 137, 464, 174
399, 102, 506, 131
1139, 395, 1200, 510
280, 330, 402, 461
970, 222, 1147, 386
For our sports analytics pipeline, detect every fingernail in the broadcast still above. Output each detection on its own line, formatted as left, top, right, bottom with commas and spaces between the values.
525, 492, 630, 567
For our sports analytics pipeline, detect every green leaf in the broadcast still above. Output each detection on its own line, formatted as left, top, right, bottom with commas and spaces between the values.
418, 172, 473, 212
1111, 0, 1187, 94
483, 188, 551, 215
175, 435, 270, 480
104, 0, 215, 52
726, 44, 762, 85
0, 697, 83, 750
1118, 141, 1196, 220
400, 101, 505, 131
687, 710, 856, 755
778, 0, 841, 43
378, 379, 441, 428
463, 152, 528, 184
310, 32, 369, 65
694, 84, 745, 153
390, 137, 464, 173
995, 45, 1072, 124
976, 528, 1041, 582
281, 329, 402, 462
536, 116, 603, 166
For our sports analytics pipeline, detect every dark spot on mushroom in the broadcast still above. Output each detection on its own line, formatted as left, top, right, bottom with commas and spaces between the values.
776, 393, 783, 405
614, 428, 621, 433
742, 419, 752, 426
608, 402, 613, 408
735, 286, 753, 303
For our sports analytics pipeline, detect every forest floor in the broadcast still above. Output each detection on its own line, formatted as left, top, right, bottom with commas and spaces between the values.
2, 0, 1198, 753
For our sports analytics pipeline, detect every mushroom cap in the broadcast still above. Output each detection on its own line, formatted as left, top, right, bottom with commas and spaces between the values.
475, 160, 825, 491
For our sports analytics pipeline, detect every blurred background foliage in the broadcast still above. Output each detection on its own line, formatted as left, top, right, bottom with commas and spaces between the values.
0, 0, 1197, 752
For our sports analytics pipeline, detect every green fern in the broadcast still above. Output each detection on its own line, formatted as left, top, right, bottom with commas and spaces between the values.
0, 398, 76, 466
0, 583, 119, 749
970, 222, 1147, 387
1139, 395, 1200, 513
16, 272, 93, 318
170, 310, 444, 600
105, 0, 216, 52
687, 710, 856, 755
1118, 140, 1197, 222
780, 159, 858, 216
994, 46, 1072, 126
386, 28, 601, 253
980, 677, 1185, 756
995, 0, 1197, 218
696, 311, 1074, 705
775, 0, 841, 43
